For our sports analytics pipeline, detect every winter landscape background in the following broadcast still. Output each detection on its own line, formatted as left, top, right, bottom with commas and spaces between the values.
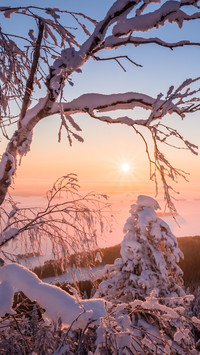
0, 0, 200, 353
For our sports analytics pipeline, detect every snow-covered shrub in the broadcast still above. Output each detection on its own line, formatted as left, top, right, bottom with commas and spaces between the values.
95, 195, 186, 307
0, 313, 98, 355
94, 297, 198, 355
0, 302, 198, 354
0, 292, 198, 354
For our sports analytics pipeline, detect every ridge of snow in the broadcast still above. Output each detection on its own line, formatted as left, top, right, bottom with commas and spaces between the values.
113, 1, 181, 35
0, 263, 108, 328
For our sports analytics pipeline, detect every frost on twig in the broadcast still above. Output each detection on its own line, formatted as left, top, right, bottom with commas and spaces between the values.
0, 174, 110, 269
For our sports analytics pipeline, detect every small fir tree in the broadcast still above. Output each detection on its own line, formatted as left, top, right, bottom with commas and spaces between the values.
94, 196, 198, 353
95, 195, 185, 306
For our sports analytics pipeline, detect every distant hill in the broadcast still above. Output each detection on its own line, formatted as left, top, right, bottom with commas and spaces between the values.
178, 236, 200, 291
33, 235, 200, 291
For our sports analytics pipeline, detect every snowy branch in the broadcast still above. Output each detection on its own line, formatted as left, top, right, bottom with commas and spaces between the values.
102, 35, 200, 51
0, 263, 108, 327
112, 0, 200, 36
0, 175, 110, 265
0, 0, 200, 208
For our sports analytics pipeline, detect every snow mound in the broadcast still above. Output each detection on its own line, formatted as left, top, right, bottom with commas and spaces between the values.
0, 263, 108, 328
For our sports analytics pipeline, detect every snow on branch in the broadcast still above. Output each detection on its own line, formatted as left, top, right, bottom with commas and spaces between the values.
54, 81, 199, 214
103, 34, 200, 51
0, 78, 199, 211
51, 92, 155, 115
112, 0, 200, 36
52, 78, 200, 119
0, 263, 108, 328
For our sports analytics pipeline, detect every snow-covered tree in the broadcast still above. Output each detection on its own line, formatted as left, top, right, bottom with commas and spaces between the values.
95, 195, 186, 306
93, 195, 198, 354
0, 2, 200, 352
0, 0, 200, 214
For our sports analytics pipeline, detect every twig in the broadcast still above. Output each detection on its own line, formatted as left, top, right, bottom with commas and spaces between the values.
93, 54, 143, 69
12, 315, 31, 354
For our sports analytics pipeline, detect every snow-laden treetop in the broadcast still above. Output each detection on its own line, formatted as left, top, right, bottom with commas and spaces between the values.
136, 195, 161, 210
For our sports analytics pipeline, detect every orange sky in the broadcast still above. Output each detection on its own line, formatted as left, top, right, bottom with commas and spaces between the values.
8, 111, 200, 200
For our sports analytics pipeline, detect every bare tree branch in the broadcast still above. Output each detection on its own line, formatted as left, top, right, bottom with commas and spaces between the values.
0, 175, 110, 265
93, 54, 143, 70
19, 19, 44, 122
102, 35, 200, 51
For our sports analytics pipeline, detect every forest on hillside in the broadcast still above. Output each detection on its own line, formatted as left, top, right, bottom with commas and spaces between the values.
33, 235, 200, 292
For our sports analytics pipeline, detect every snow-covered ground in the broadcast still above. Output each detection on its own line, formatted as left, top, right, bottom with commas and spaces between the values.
42, 266, 104, 284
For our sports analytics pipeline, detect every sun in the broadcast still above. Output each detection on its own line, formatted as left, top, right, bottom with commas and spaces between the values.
106, 154, 141, 190
121, 162, 131, 173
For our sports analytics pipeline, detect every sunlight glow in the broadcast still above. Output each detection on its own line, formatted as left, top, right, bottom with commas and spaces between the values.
105, 153, 143, 191
121, 163, 131, 173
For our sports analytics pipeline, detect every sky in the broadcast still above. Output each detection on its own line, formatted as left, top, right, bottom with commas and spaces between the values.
1, 0, 200, 202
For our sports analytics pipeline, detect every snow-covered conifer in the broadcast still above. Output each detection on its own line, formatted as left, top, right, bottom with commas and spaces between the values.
94, 195, 199, 353
95, 195, 186, 307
